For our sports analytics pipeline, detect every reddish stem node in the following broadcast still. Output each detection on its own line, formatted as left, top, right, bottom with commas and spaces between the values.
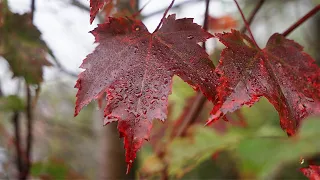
233, 0, 260, 49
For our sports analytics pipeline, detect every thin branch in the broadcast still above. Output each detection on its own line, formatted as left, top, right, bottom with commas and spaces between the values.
12, 111, 23, 178
71, 0, 89, 11
0, 80, 3, 97
24, 85, 33, 179
174, 0, 211, 137
174, 93, 208, 137
153, 0, 175, 32
49, 53, 78, 78
10, 80, 24, 179
240, 0, 265, 33
282, 4, 320, 37
233, 0, 260, 49
202, 0, 210, 49
30, 0, 35, 20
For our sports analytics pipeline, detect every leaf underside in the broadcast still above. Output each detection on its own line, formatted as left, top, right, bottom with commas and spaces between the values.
210, 29, 320, 136
74, 14, 217, 172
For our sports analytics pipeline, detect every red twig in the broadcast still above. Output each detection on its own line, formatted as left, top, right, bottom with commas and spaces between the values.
282, 4, 320, 37
240, 0, 265, 33
233, 0, 260, 49
153, 0, 175, 33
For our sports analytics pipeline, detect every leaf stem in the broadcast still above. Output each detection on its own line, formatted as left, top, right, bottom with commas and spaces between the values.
30, 0, 35, 20
233, 0, 260, 49
153, 0, 175, 33
282, 4, 320, 37
240, 0, 265, 33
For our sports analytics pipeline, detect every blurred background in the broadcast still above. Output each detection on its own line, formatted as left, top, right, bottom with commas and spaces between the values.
0, 0, 320, 179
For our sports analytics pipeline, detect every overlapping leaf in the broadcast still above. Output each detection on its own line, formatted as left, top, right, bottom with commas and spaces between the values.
75, 14, 217, 171
90, 0, 111, 23
301, 165, 320, 180
210, 30, 320, 135
0, 10, 51, 84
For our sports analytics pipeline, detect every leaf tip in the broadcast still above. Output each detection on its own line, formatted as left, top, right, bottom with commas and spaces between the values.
90, 16, 94, 24
126, 162, 133, 174
205, 109, 223, 126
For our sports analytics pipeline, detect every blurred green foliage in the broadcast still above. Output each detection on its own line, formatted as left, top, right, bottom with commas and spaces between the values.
0, 95, 24, 111
31, 158, 69, 179
140, 90, 319, 179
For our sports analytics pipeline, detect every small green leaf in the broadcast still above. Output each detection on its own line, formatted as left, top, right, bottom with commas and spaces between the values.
167, 126, 243, 178
0, 95, 24, 111
31, 159, 69, 179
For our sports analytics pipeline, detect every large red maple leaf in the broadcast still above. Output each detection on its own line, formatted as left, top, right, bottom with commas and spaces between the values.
75, 14, 217, 171
209, 29, 320, 136
90, 0, 110, 24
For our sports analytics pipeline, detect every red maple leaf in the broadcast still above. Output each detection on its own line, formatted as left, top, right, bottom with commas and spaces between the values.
90, 0, 110, 24
301, 165, 320, 180
209, 29, 320, 136
75, 14, 217, 172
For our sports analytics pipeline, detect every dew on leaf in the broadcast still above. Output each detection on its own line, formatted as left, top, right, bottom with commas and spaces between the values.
212, 30, 320, 137
187, 35, 194, 39
75, 15, 217, 173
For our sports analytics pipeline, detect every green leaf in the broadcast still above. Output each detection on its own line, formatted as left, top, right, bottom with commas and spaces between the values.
31, 159, 69, 179
236, 116, 320, 179
0, 95, 24, 111
168, 76, 195, 120
167, 126, 243, 178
